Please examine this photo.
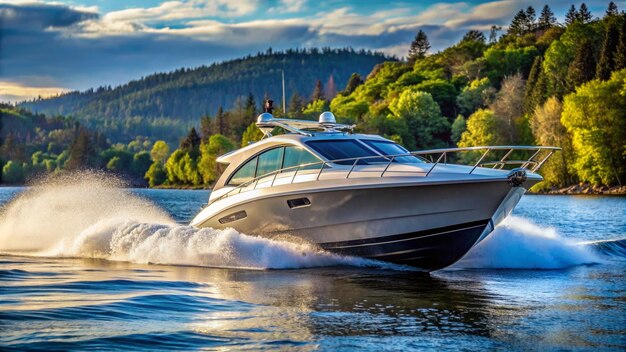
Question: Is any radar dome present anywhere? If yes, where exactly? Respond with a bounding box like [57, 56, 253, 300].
[319, 111, 336, 124]
[257, 112, 274, 124]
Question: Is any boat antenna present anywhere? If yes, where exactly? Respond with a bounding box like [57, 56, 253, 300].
[281, 69, 286, 116]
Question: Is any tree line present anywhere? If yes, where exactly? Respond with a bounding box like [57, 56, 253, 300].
[18, 48, 392, 146]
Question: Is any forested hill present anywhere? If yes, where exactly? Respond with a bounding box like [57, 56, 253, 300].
[19, 48, 391, 128]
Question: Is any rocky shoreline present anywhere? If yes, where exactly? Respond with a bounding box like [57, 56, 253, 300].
[530, 183, 626, 195]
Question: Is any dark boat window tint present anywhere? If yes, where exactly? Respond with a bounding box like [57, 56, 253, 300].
[230, 156, 257, 185]
[362, 140, 423, 163]
[256, 147, 284, 177]
[306, 140, 384, 165]
[282, 146, 320, 171]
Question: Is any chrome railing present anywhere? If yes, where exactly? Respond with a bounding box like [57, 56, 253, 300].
[210, 145, 560, 204]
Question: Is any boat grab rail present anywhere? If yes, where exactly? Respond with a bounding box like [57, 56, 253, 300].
[210, 145, 560, 204]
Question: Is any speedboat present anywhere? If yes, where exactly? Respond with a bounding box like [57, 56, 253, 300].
[191, 110, 559, 271]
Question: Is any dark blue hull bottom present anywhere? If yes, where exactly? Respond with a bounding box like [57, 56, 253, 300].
[319, 220, 490, 271]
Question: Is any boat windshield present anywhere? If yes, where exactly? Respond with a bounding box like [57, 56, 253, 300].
[361, 140, 423, 163]
[306, 140, 387, 165]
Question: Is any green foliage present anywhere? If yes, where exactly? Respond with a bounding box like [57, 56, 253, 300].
[387, 89, 449, 150]
[2, 161, 25, 184]
[483, 46, 539, 85]
[241, 123, 264, 147]
[596, 19, 621, 80]
[561, 69, 626, 185]
[302, 99, 329, 118]
[411, 79, 458, 118]
[198, 134, 235, 185]
[132, 151, 152, 178]
[165, 149, 186, 184]
[543, 21, 603, 98]
[451, 115, 467, 144]
[457, 78, 495, 116]
[150, 140, 170, 163]
[329, 94, 368, 122]
[106, 156, 121, 171]
[567, 39, 597, 89]
[343, 73, 363, 95]
[524, 56, 543, 113]
[459, 109, 503, 147]
[145, 161, 167, 187]
[66, 128, 98, 170]
[531, 97, 576, 187]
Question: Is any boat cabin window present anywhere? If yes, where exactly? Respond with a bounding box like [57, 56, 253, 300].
[228, 145, 321, 185]
[282, 146, 320, 171]
[230, 156, 258, 185]
[361, 140, 423, 163]
[256, 147, 284, 177]
[305, 140, 385, 165]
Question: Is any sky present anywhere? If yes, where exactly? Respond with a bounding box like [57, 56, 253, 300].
[0, 0, 622, 102]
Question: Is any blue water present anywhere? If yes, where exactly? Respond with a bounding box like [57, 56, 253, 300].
[1, 183, 625, 351]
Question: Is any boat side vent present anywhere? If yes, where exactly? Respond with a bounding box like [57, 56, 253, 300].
[287, 198, 311, 209]
[218, 210, 247, 224]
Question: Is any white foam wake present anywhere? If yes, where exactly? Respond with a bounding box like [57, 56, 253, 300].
[0, 173, 398, 270]
[453, 216, 603, 270]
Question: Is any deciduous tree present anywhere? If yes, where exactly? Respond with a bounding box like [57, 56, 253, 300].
[562, 69, 626, 185]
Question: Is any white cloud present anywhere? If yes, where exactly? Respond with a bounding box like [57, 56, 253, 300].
[103, 0, 259, 24]
[271, 0, 307, 13]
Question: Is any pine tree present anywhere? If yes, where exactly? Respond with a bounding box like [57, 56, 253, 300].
[200, 114, 213, 141]
[489, 25, 502, 44]
[527, 58, 549, 111]
[524, 56, 542, 113]
[606, 2, 618, 17]
[597, 20, 620, 80]
[565, 5, 578, 25]
[215, 106, 226, 135]
[508, 10, 529, 36]
[288, 92, 306, 117]
[578, 3, 593, 23]
[525, 6, 537, 31]
[615, 14, 626, 69]
[67, 128, 96, 170]
[181, 127, 201, 158]
[343, 73, 363, 95]
[407, 30, 430, 64]
[244, 93, 257, 125]
[538, 5, 557, 30]
[567, 39, 597, 88]
[311, 80, 324, 101]
[462, 30, 486, 42]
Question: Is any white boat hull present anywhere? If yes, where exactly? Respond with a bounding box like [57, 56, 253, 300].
[192, 177, 535, 271]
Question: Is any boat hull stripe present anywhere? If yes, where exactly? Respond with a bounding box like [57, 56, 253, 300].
[318, 219, 490, 248]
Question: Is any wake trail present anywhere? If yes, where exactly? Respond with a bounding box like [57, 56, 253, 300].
[0, 172, 402, 270]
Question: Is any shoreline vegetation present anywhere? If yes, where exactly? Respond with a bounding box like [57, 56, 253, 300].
[2, 3, 626, 193]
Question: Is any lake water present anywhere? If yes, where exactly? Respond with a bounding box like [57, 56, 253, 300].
[1, 178, 625, 351]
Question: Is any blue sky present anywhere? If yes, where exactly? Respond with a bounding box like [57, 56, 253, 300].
[0, 0, 622, 102]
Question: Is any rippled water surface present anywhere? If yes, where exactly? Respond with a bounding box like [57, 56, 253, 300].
[1, 183, 625, 351]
